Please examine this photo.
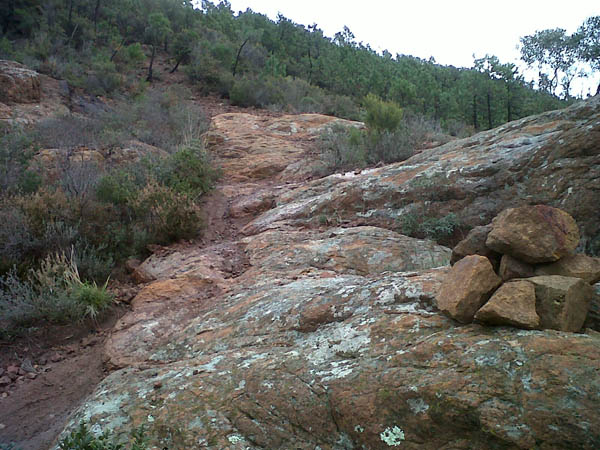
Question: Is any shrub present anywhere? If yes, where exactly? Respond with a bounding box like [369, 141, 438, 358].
[59, 421, 148, 450]
[318, 111, 445, 173]
[363, 94, 403, 132]
[319, 125, 367, 172]
[131, 181, 202, 245]
[398, 210, 463, 245]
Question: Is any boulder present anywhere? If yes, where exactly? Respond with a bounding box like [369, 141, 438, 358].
[436, 255, 502, 323]
[0, 60, 41, 104]
[584, 283, 600, 331]
[535, 254, 600, 284]
[486, 205, 580, 264]
[475, 280, 540, 329]
[528, 275, 594, 332]
[450, 225, 500, 267]
[498, 254, 535, 281]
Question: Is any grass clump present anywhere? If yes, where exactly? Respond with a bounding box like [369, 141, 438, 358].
[0, 248, 114, 330]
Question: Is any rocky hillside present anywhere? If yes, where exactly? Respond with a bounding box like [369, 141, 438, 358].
[50, 95, 600, 449]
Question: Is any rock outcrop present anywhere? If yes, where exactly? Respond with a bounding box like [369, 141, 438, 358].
[0, 60, 41, 104]
[241, 97, 600, 249]
[0, 60, 70, 125]
[56, 104, 600, 449]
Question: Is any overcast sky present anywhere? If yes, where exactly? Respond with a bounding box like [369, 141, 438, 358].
[226, 0, 600, 96]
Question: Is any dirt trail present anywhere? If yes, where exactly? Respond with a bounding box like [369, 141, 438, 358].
[0, 98, 334, 449]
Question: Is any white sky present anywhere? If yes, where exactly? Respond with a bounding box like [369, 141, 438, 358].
[226, 0, 600, 97]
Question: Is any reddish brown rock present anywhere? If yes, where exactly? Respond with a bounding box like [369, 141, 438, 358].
[486, 206, 580, 264]
[0, 60, 41, 104]
[475, 280, 540, 329]
[450, 225, 500, 266]
[535, 254, 600, 284]
[436, 255, 502, 323]
[204, 113, 363, 182]
[498, 254, 535, 281]
[528, 275, 594, 332]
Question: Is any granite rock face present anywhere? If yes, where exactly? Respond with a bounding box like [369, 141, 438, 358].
[56, 105, 600, 450]
[242, 97, 600, 248]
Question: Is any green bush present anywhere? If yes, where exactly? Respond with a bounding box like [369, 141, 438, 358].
[398, 211, 461, 243]
[59, 421, 148, 450]
[363, 94, 403, 132]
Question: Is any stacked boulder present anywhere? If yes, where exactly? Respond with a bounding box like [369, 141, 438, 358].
[437, 205, 600, 332]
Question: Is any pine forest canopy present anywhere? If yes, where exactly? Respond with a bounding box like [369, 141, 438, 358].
[1, 0, 598, 132]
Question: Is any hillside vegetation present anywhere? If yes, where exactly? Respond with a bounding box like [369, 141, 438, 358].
[2, 0, 590, 132]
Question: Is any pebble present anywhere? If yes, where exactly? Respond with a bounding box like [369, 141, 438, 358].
[7, 365, 19, 375]
[26, 373, 37, 380]
[0, 376, 11, 386]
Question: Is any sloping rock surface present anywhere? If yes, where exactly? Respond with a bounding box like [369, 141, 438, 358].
[243, 97, 600, 249]
[0, 60, 41, 103]
[57, 106, 600, 449]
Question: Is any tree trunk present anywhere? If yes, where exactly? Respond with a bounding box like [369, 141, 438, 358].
[68, 0, 74, 31]
[232, 37, 250, 77]
[94, 0, 101, 37]
[472, 95, 478, 130]
[507, 84, 512, 122]
[170, 57, 182, 73]
[487, 91, 492, 129]
[147, 45, 156, 82]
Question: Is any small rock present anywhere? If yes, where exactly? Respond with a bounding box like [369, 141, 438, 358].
[436, 255, 502, 323]
[450, 225, 500, 267]
[498, 254, 535, 281]
[486, 205, 580, 264]
[6, 365, 19, 375]
[0, 376, 11, 386]
[1, 392, 8, 398]
[50, 353, 63, 363]
[0, 368, 4, 376]
[125, 258, 142, 273]
[132, 266, 156, 284]
[535, 254, 600, 284]
[7, 373, 17, 381]
[153, 381, 163, 389]
[475, 281, 540, 329]
[528, 275, 594, 332]
[26, 372, 37, 380]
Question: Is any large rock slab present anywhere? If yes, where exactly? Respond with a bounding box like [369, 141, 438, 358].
[0, 60, 41, 103]
[59, 265, 600, 449]
[528, 275, 594, 332]
[436, 255, 501, 323]
[475, 280, 540, 329]
[242, 97, 600, 247]
[535, 254, 600, 284]
[204, 113, 362, 182]
[486, 205, 580, 263]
